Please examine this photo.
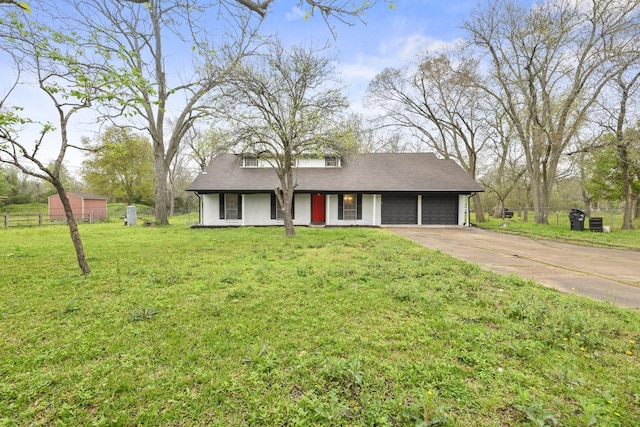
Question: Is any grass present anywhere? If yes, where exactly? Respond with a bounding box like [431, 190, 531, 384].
[0, 203, 48, 214]
[476, 215, 640, 250]
[0, 203, 169, 227]
[1, 224, 639, 426]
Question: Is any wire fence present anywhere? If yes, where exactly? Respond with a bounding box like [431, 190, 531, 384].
[484, 207, 638, 230]
[2, 209, 197, 229]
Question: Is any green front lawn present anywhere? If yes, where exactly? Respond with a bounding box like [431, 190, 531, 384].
[1, 225, 638, 425]
[476, 215, 640, 250]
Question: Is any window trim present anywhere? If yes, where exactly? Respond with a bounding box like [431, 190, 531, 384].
[219, 193, 242, 220]
[324, 156, 340, 167]
[342, 193, 357, 220]
[243, 155, 258, 167]
[271, 192, 295, 220]
[338, 193, 362, 221]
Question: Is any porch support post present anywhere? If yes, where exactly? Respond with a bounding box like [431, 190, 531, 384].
[325, 194, 330, 226]
[372, 194, 377, 226]
[417, 194, 422, 225]
[241, 194, 246, 226]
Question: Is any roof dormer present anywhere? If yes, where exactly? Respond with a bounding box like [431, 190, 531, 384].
[324, 156, 341, 167]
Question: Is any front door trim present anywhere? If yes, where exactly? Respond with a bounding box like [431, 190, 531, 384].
[311, 193, 325, 224]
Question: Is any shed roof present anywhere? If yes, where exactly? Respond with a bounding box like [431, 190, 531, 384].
[48, 192, 107, 200]
[188, 153, 483, 193]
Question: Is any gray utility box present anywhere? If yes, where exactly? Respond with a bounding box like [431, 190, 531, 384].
[126, 206, 137, 226]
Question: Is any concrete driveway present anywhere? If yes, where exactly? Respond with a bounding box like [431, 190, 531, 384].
[389, 227, 640, 310]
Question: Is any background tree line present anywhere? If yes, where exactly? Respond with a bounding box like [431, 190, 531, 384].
[2, 0, 639, 267]
[365, 0, 640, 229]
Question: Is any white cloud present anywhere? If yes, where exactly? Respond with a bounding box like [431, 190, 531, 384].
[337, 32, 463, 114]
[285, 7, 306, 22]
[379, 32, 463, 61]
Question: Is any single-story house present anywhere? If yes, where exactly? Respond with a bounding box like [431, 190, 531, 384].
[48, 192, 108, 222]
[187, 153, 483, 227]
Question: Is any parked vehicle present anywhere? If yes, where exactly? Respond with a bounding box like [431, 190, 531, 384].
[490, 207, 514, 218]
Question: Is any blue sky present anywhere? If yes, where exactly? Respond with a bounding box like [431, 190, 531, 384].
[2, 0, 505, 174]
[261, 0, 474, 113]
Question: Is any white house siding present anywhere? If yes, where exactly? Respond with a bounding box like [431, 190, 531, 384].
[458, 194, 468, 226]
[201, 193, 241, 226]
[242, 194, 271, 225]
[200, 192, 466, 226]
[293, 194, 311, 225]
[326, 194, 380, 226]
[244, 157, 337, 168]
[200, 193, 311, 226]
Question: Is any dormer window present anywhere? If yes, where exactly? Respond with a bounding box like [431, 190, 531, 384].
[243, 155, 258, 167]
[325, 156, 340, 167]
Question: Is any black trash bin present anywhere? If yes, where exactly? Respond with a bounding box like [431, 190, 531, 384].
[569, 208, 585, 231]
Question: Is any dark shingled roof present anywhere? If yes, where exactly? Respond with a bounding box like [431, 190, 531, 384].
[70, 192, 107, 200]
[187, 153, 484, 193]
[51, 192, 107, 200]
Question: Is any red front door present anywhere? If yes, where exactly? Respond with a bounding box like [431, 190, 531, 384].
[311, 193, 325, 223]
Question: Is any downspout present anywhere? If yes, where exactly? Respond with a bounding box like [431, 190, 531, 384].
[195, 193, 202, 226]
[241, 194, 246, 226]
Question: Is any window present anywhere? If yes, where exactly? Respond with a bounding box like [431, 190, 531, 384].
[342, 193, 357, 220]
[325, 157, 339, 167]
[275, 197, 284, 220]
[219, 193, 242, 220]
[225, 193, 239, 219]
[243, 155, 258, 167]
[271, 192, 295, 220]
[338, 193, 362, 220]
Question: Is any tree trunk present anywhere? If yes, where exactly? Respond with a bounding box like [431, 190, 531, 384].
[56, 186, 91, 275]
[473, 193, 486, 222]
[277, 152, 297, 237]
[275, 185, 296, 237]
[493, 201, 503, 218]
[282, 191, 295, 237]
[168, 182, 175, 217]
[154, 154, 169, 225]
[621, 155, 634, 229]
[530, 173, 550, 224]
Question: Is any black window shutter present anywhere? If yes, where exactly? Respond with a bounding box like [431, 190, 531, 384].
[237, 194, 242, 219]
[270, 192, 277, 219]
[272, 191, 295, 220]
[338, 194, 343, 220]
[219, 193, 225, 219]
[357, 193, 362, 220]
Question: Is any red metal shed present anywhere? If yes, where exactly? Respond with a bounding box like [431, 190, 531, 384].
[48, 192, 108, 222]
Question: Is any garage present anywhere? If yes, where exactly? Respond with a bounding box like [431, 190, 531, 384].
[422, 193, 458, 225]
[381, 194, 418, 224]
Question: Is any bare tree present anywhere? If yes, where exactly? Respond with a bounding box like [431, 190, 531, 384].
[68, 0, 387, 225]
[0, 0, 29, 12]
[365, 50, 491, 221]
[0, 11, 106, 274]
[463, 0, 640, 224]
[601, 64, 640, 229]
[167, 135, 197, 217]
[218, 40, 350, 236]
[67, 0, 263, 225]
[232, 0, 389, 31]
[483, 110, 528, 217]
[184, 126, 233, 172]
